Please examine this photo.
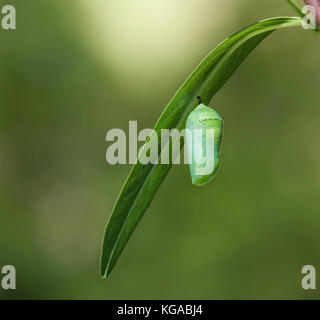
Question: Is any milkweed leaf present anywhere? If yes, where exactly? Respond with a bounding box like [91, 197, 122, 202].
[101, 17, 302, 277]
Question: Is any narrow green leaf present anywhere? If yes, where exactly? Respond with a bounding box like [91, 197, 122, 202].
[101, 17, 302, 277]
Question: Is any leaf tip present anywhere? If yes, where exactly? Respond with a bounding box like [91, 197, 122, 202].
[100, 253, 115, 278]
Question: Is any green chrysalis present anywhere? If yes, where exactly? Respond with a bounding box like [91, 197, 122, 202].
[186, 97, 223, 186]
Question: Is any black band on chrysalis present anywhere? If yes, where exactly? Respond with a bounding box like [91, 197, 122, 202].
[196, 96, 202, 104]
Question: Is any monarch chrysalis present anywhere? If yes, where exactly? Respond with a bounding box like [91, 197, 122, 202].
[186, 96, 223, 186]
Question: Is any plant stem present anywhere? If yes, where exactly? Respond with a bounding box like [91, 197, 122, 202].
[286, 0, 304, 17]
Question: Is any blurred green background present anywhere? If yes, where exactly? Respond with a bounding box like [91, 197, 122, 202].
[0, 0, 320, 299]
